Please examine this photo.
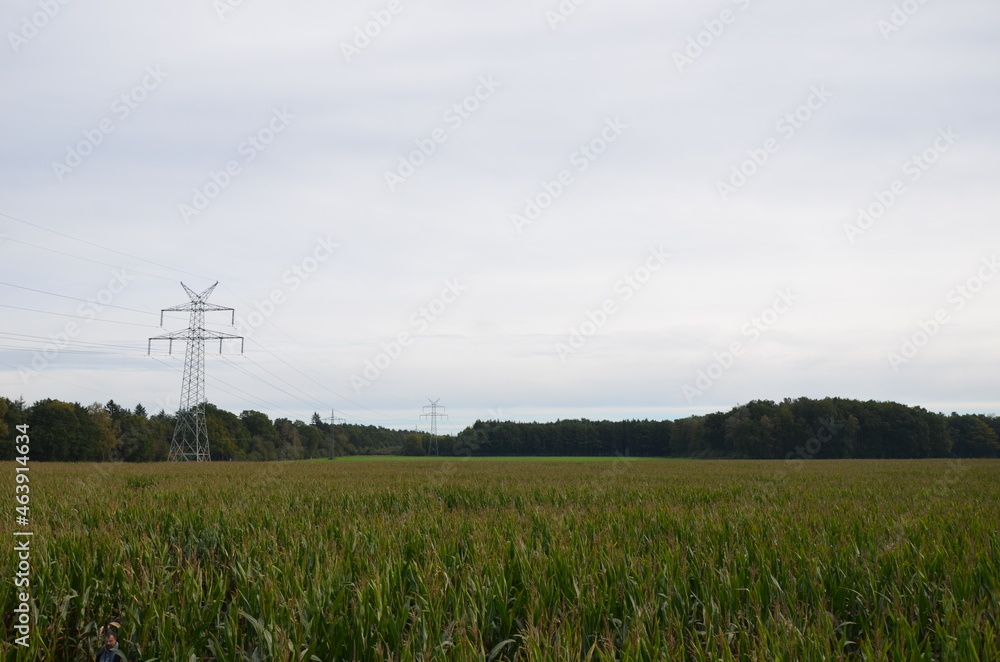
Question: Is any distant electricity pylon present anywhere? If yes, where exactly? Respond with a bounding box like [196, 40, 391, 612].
[421, 399, 447, 456]
[326, 409, 346, 459]
[148, 282, 243, 462]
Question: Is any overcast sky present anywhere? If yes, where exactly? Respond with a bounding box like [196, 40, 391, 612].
[1, 0, 998, 433]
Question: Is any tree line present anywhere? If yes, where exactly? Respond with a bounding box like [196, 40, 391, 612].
[460, 398, 1000, 459]
[0, 397, 421, 462]
[1, 396, 998, 461]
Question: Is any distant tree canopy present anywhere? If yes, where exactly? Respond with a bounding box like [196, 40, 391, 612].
[0, 397, 422, 462]
[462, 398, 999, 459]
[1, 395, 998, 462]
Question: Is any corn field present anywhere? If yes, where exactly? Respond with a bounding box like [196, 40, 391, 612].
[2, 458, 998, 661]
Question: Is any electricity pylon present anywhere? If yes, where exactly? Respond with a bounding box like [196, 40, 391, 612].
[420, 399, 447, 456]
[149, 282, 243, 461]
[326, 409, 346, 459]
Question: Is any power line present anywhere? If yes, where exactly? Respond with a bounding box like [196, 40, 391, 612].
[209, 377, 304, 421]
[0, 369, 121, 401]
[0, 280, 157, 316]
[1, 211, 210, 281]
[242, 336, 395, 424]
[154, 355, 321, 422]
[0, 303, 160, 328]
[0, 331, 147, 352]
[219, 355, 328, 419]
[1, 235, 180, 283]
[0, 345, 135, 357]
[242, 354, 331, 413]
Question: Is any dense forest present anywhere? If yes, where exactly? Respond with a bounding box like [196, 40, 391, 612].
[460, 398, 1000, 459]
[1, 396, 998, 462]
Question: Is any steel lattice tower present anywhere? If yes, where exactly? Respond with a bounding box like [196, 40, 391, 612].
[326, 409, 346, 459]
[421, 399, 447, 456]
[148, 282, 243, 461]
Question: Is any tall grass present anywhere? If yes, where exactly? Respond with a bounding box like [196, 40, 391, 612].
[2, 459, 997, 660]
